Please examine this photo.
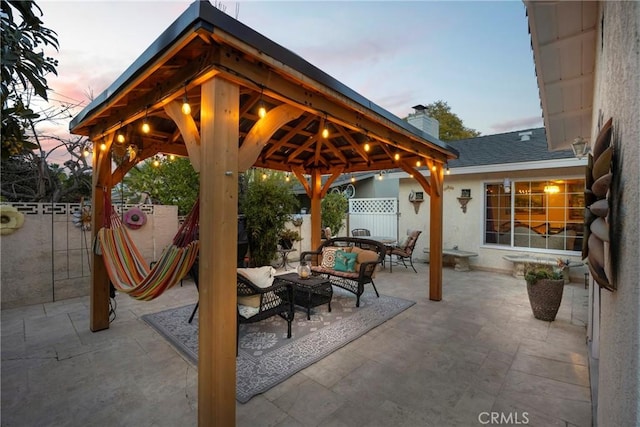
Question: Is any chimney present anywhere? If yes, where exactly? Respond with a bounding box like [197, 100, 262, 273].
[407, 105, 439, 139]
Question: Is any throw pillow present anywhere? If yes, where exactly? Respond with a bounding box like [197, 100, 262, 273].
[237, 266, 276, 288]
[321, 246, 351, 268]
[334, 250, 358, 272]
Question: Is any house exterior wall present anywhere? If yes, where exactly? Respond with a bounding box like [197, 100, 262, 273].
[1, 204, 178, 308]
[592, 2, 640, 425]
[398, 165, 587, 280]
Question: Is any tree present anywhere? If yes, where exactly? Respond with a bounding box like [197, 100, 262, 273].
[421, 100, 480, 141]
[123, 157, 199, 215]
[0, 134, 92, 202]
[240, 169, 299, 267]
[1, 0, 59, 158]
[321, 192, 348, 236]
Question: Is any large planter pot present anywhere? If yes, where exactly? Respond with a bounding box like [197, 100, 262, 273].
[526, 279, 564, 321]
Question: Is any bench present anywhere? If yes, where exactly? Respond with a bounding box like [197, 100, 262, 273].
[300, 237, 387, 307]
[424, 247, 478, 272]
[502, 255, 574, 284]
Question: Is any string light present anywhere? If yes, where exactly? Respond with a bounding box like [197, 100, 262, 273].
[258, 87, 267, 119]
[285, 172, 290, 182]
[378, 171, 383, 180]
[116, 125, 125, 143]
[431, 165, 437, 172]
[364, 142, 370, 152]
[153, 157, 160, 167]
[350, 175, 355, 183]
[169, 154, 175, 161]
[142, 108, 150, 134]
[322, 116, 329, 139]
[82, 147, 91, 157]
[262, 172, 268, 180]
[416, 160, 421, 167]
[100, 143, 107, 151]
[181, 85, 191, 115]
[446, 164, 450, 175]
[394, 152, 400, 161]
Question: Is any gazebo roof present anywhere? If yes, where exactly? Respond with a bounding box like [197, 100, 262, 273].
[70, 0, 457, 176]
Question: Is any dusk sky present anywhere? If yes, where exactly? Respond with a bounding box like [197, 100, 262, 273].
[37, 0, 543, 162]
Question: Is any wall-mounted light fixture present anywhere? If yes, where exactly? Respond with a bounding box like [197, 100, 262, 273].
[503, 178, 511, 194]
[571, 137, 589, 159]
[457, 189, 472, 213]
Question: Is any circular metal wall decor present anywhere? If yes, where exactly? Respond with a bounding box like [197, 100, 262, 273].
[72, 203, 92, 231]
[124, 207, 147, 230]
[0, 205, 25, 235]
[583, 117, 615, 291]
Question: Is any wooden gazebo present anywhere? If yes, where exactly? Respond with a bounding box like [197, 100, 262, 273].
[70, 1, 457, 424]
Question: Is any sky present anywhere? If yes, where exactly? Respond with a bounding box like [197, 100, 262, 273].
[36, 0, 543, 163]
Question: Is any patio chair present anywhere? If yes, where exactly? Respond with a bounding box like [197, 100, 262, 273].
[386, 229, 422, 273]
[188, 264, 294, 346]
[351, 228, 371, 237]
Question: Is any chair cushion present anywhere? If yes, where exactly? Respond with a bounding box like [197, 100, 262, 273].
[237, 266, 276, 288]
[237, 294, 261, 308]
[334, 250, 358, 272]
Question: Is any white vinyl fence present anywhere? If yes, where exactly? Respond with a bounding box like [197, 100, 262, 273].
[348, 198, 398, 240]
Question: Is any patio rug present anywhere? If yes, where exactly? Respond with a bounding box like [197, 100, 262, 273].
[142, 289, 415, 403]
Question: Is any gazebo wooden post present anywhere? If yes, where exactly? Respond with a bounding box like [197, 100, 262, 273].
[198, 77, 239, 426]
[429, 163, 444, 301]
[90, 136, 113, 332]
[310, 169, 322, 250]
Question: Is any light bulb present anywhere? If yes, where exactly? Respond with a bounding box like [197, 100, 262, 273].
[394, 153, 400, 161]
[378, 172, 383, 180]
[431, 165, 437, 172]
[153, 159, 160, 167]
[350, 176, 355, 183]
[142, 121, 150, 134]
[83, 149, 90, 158]
[262, 173, 267, 180]
[169, 155, 175, 161]
[182, 99, 191, 115]
[100, 143, 107, 151]
[416, 160, 421, 167]
[364, 143, 370, 152]
[322, 126, 329, 138]
[116, 133, 125, 143]
[446, 166, 451, 175]
[258, 105, 266, 119]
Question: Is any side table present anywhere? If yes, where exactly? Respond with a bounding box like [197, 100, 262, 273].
[276, 272, 332, 320]
[274, 248, 297, 270]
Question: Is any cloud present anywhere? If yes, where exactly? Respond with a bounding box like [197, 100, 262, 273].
[489, 116, 544, 133]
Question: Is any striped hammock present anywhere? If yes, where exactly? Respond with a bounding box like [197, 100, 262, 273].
[98, 198, 200, 301]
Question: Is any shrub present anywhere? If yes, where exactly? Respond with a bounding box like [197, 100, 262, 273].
[524, 264, 563, 284]
[322, 192, 348, 236]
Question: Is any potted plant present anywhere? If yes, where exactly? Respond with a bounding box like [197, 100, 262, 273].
[524, 264, 565, 321]
[279, 228, 302, 249]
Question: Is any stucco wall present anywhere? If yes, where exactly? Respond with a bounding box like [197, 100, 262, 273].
[398, 166, 587, 280]
[1, 204, 178, 308]
[592, 2, 640, 425]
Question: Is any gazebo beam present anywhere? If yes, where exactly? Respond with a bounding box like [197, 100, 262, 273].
[429, 163, 444, 301]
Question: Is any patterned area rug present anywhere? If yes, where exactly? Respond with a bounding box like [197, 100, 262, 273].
[142, 289, 415, 403]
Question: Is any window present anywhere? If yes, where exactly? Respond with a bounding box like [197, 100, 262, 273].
[484, 179, 584, 252]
